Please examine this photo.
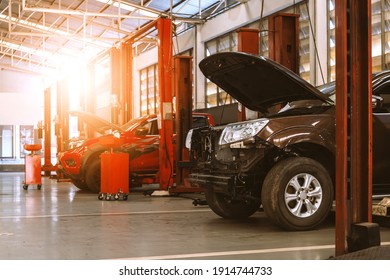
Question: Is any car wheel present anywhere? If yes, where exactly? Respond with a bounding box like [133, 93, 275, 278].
[71, 179, 89, 190]
[85, 159, 101, 193]
[261, 157, 333, 231]
[205, 188, 261, 219]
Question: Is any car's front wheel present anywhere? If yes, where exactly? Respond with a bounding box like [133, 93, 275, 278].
[85, 159, 101, 193]
[261, 157, 333, 231]
[205, 188, 261, 219]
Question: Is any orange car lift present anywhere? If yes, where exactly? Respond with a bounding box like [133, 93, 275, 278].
[335, 0, 377, 256]
[111, 17, 175, 191]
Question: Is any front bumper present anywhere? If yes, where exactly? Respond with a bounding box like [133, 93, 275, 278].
[57, 151, 82, 177]
[189, 173, 234, 187]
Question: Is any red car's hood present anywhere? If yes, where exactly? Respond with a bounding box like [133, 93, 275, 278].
[68, 110, 124, 134]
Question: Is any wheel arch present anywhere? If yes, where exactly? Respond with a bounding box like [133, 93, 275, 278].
[285, 142, 335, 183]
[79, 144, 107, 179]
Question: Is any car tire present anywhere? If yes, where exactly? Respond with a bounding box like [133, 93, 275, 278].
[261, 157, 334, 231]
[85, 159, 101, 193]
[205, 188, 261, 219]
[71, 179, 89, 191]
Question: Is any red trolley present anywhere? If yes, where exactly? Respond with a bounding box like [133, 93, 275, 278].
[23, 144, 42, 190]
[97, 135, 129, 201]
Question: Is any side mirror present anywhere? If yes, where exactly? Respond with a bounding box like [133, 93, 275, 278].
[372, 95, 383, 109]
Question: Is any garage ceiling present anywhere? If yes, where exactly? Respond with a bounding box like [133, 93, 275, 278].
[0, 0, 241, 77]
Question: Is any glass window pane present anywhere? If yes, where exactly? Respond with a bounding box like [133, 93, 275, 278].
[205, 33, 239, 108]
[140, 65, 158, 115]
[0, 125, 13, 158]
[328, 0, 335, 81]
[218, 34, 231, 52]
[206, 41, 217, 56]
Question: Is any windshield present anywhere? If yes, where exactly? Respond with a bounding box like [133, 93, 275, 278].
[278, 82, 335, 114]
[317, 81, 336, 102]
[121, 115, 151, 132]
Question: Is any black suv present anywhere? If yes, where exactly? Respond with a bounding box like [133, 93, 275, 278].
[186, 52, 390, 231]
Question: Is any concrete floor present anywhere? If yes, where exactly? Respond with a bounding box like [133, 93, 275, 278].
[1, 172, 390, 260]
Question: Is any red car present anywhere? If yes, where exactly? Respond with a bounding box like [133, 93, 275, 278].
[57, 112, 215, 193]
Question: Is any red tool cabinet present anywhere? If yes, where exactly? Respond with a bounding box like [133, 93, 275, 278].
[23, 144, 42, 190]
[97, 136, 129, 201]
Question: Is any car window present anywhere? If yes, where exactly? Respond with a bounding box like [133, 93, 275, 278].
[134, 115, 210, 135]
[192, 116, 208, 128]
[374, 82, 390, 113]
[122, 116, 149, 131]
[137, 119, 159, 135]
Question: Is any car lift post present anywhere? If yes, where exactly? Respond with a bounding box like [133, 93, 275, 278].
[120, 41, 133, 124]
[237, 28, 259, 122]
[110, 47, 121, 125]
[157, 17, 174, 190]
[335, 0, 379, 256]
[169, 56, 200, 194]
[268, 13, 300, 74]
[110, 18, 174, 190]
[56, 80, 70, 155]
[42, 87, 54, 176]
[113, 19, 158, 126]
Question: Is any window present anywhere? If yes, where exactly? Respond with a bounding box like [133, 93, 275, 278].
[296, 3, 311, 81]
[205, 33, 238, 108]
[0, 125, 14, 158]
[139, 50, 194, 115]
[140, 64, 158, 116]
[328, 0, 390, 81]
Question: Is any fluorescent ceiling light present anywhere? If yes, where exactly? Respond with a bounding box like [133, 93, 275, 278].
[95, 0, 158, 18]
[0, 14, 111, 48]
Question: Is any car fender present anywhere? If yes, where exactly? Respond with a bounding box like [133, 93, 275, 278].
[265, 125, 335, 155]
[79, 143, 108, 178]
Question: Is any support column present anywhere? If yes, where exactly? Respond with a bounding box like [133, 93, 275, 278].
[110, 47, 121, 125]
[42, 87, 52, 176]
[335, 0, 349, 256]
[237, 28, 259, 121]
[157, 17, 174, 190]
[56, 80, 69, 154]
[120, 41, 133, 124]
[171, 56, 195, 193]
[335, 0, 376, 256]
[269, 13, 300, 74]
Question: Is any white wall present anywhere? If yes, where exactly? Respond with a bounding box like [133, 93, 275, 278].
[0, 70, 44, 163]
[0, 70, 44, 125]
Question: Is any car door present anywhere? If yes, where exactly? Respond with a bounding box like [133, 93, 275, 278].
[128, 118, 160, 173]
[372, 85, 390, 190]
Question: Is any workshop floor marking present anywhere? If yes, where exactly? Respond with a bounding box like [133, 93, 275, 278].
[0, 209, 211, 219]
[117, 242, 390, 260]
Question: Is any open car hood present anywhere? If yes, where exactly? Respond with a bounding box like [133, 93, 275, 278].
[199, 52, 333, 113]
[68, 110, 123, 134]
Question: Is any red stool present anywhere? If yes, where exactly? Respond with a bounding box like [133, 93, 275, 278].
[23, 144, 42, 190]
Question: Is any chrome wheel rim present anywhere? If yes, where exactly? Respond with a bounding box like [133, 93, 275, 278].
[284, 173, 323, 218]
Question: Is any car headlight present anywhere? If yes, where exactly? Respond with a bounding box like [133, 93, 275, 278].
[68, 139, 85, 150]
[185, 129, 193, 149]
[219, 118, 269, 145]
